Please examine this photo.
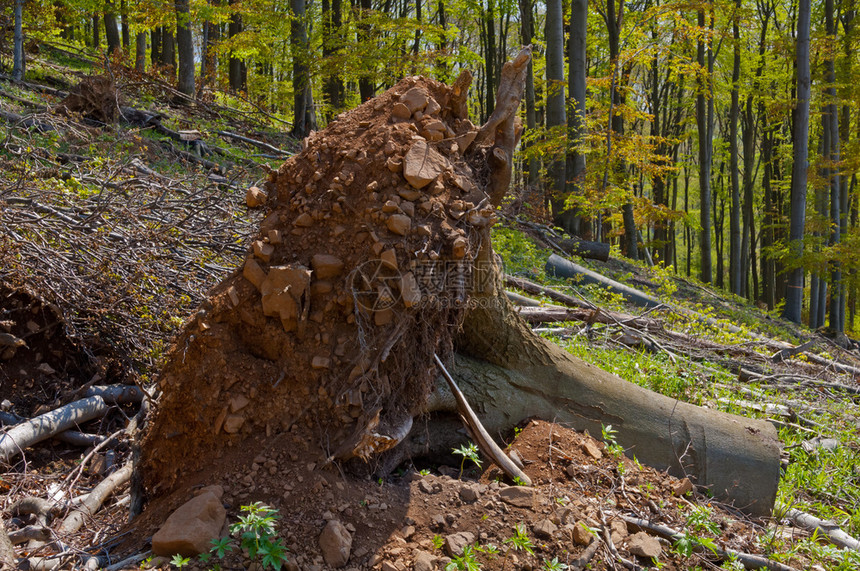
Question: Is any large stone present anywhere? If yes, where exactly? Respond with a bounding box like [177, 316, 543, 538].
[444, 531, 475, 557]
[498, 485, 535, 508]
[399, 87, 429, 114]
[627, 532, 662, 559]
[245, 186, 267, 207]
[311, 254, 344, 279]
[400, 272, 422, 308]
[532, 519, 557, 539]
[403, 140, 450, 189]
[152, 491, 226, 557]
[386, 214, 411, 236]
[260, 265, 311, 331]
[413, 550, 436, 571]
[243, 257, 267, 290]
[319, 519, 352, 568]
[572, 521, 594, 546]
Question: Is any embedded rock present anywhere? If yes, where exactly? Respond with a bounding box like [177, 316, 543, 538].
[152, 490, 226, 557]
[403, 140, 450, 189]
[319, 519, 352, 568]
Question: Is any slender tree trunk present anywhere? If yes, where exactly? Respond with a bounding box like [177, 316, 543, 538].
[151, 27, 162, 67]
[826, 0, 842, 332]
[323, 0, 345, 116]
[358, 0, 375, 101]
[519, 0, 540, 191]
[729, 3, 741, 295]
[13, 0, 25, 81]
[176, 0, 195, 97]
[228, 1, 246, 92]
[696, 6, 714, 283]
[545, 0, 566, 220]
[561, 0, 588, 236]
[291, 0, 317, 137]
[162, 30, 176, 74]
[135, 32, 147, 71]
[104, 4, 121, 55]
[120, 0, 130, 49]
[783, 0, 811, 323]
[484, 0, 497, 119]
[92, 14, 101, 48]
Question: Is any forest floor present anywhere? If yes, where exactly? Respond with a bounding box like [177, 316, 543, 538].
[2, 46, 860, 570]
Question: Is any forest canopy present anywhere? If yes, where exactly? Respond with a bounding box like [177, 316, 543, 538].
[3, 0, 859, 334]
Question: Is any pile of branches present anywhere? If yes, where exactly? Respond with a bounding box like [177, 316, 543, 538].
[0, 127, 261, 373]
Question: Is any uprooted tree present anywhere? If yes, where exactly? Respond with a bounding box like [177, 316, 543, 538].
[137, 48, 781, 518]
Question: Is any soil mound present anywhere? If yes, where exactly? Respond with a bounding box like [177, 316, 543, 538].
[140, 74, 498, 497]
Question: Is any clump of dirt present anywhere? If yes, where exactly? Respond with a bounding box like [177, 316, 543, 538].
[58, 75, 121, 123]
[138, 74, 498, 501]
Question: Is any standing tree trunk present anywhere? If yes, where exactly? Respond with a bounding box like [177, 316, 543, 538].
[104, 3, 121, 55]
[519, 0, 540, 192]
[782, 0, 811, 323]
[228, 1, 246, 92]
[290, 0, 316, 138]
[562, 0, 588, 237]
[151, 27, 162, 67]
[696, 6, 714, 283]
[826, 0, 842, 332]
[13, 0, 25, 81]
[545, 0, 566, 223]
[120, 0, 130, 49]
[323, 0, 345, 116]
[728, 1, 742, 295]
[176, 0, 195, 97]
[92, 14, 100, 48]
[358, 0, 375, 101]
[135, 32, 147, 72]
[161, 29, 176, 75]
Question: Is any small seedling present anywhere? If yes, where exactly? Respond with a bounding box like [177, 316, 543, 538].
[445, 544, 482, 571]
[432, 534, 445, 549]
[170, 554, 191, 568]
[453, 442, 483, 478]
[542, 557, 568, 571]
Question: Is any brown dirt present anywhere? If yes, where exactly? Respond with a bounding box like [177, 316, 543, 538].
[0, 286, 97, 416]
[138, 75, 492, 509]
[123, 419, 804, 570]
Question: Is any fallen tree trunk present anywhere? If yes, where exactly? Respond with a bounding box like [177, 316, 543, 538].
[136, 49, 781, 522]
[546, 254, 661, 308]
[0, 396, 108, 463]
[558, 238, 610, 262]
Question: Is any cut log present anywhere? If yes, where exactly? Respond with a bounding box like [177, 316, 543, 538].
[546, 254, 661, 308]
[558, 238, 610, 262]
[505, 275, 589, 309]
[0, 396, 108, 463]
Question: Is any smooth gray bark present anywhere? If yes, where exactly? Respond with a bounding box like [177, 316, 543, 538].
[729, 3, 742, 295]
[545, 0, 566, 209]
[783, 0, 811, 323]
[13, 0, 25, 81]
[696, 7, 714, 283]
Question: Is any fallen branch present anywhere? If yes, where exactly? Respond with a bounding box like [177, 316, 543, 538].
[58, 462, 133, 536]
[620, 514, 800, 570]
[433, 354, 532, 486]
[505, 274, 589, 309]
[0, 396, 108, 463]
[217, 130, 290, 155]
[546, 254, 661, 308]
[785, 508, 860, 551]
[81, 384, 145, 405]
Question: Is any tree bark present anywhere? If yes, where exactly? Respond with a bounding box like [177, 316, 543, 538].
[545, 0, 566, 219]
[783, 0, 811, 323]
[290, 0, 316, 137]
[104, 5, 121, 55]
[135, 32, 147, 72]
[13, 0, 25, 81]
[228, 3, 246, 92]
[561, 0, 588, 236]
[696, 6, 714, 283]
[137, 51, 780, 522]
[728, 1, 742, 296]
[176, 0, 195, 97]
